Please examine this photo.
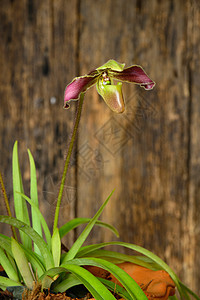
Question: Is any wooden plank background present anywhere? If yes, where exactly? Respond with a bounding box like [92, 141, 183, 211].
[0, 0, 200, 294]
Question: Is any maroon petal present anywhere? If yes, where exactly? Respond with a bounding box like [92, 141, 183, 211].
[64, 72, 99, 108]
[110, 65, 155, 90]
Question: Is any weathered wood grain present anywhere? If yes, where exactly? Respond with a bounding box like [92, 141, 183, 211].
[0, 0, 78, 247]
[183, 0, 200, 291]
[0, 0, 200, 294]
[76, 0, 200, 294]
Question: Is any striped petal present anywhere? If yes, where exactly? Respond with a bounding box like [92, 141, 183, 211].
[64, 72, 99, 109]
[110, 65, 155, 90]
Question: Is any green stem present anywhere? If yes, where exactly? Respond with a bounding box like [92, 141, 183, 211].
[0, 171, 18, 240]
[53, 93, 84, 232]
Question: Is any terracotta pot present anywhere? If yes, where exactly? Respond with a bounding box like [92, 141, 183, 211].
[85, 262, 176, 300]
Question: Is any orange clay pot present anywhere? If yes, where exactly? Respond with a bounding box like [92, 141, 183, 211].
[85, 262, 176, 300]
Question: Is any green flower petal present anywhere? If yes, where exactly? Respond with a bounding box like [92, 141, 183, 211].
[97, 59, 125, 72]
[96, 81, 125, 113]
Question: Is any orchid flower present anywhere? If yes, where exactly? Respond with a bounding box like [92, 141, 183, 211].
[64, 59, 155, 113]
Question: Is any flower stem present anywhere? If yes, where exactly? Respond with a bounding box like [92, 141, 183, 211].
[53, 93, 84, 232]
[0, 171, 18, 240]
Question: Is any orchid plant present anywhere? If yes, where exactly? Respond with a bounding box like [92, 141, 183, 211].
[0, 60, 199, 300]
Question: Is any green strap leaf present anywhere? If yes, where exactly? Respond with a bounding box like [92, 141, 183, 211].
[54, 273, 132, 300]
[20, 247, 45, 278]
[59, 218, 119, 239]
[0, 246, 19, 282]
[77, 241, 183, 298]
[0, 276, 23, 291]
[52, 273, 82, 293]
[62, 190, 114, 263]
[61, 258, 147, 300]
[28, 149, 42, 255]
[11, 237, 34, 289]
[99, 278, 132, 300]
[18, 192, 51, 249]
[179, 281, 200, 300]
[80, 249, 157, 270]
[0, 235, 19, 276]
[0, 234, 45, 277]
[12, 141, 31, 250]
[0, 234, 12, 256]
[52, 228, 61, 267]
[40, 265, 116, 300]
[63, 264, 116, 300]
[0, 216, 54, 270]
[41, 275, 54, 290]
[169, 296, 179, 300]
